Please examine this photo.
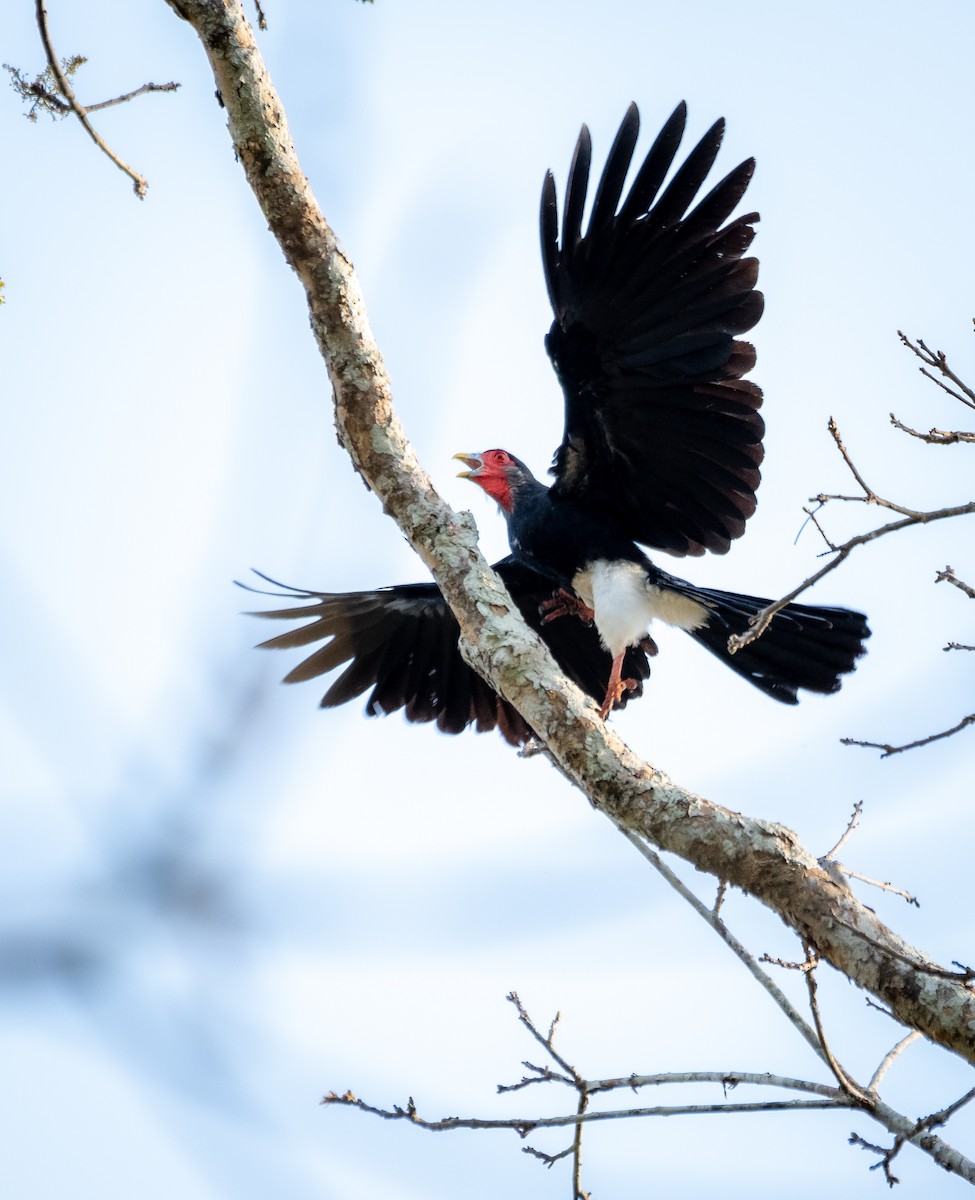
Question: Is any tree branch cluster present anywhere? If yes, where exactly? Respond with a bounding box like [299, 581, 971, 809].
[731, 330, 973, 758]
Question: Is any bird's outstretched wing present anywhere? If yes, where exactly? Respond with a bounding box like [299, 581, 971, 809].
[541, 101, 765, 557]
[240, 560, 651, 744]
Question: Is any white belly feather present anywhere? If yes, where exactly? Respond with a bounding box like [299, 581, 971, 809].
[572, 560, 709, 658]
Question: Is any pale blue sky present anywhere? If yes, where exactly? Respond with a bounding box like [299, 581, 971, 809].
[2, 2, 974, 1197]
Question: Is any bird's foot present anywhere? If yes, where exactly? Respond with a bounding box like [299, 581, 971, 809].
[539, 588, 595, 625]
[598, 654, 639, 720]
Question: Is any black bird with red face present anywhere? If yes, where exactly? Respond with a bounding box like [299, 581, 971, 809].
[246, 103, 869, 738]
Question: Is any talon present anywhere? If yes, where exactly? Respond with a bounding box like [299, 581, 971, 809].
[539, 588, 594, 625]
[598, 654, 638, 719]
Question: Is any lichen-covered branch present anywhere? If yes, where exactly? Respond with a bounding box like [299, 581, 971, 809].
[165, 0, 975, 1073]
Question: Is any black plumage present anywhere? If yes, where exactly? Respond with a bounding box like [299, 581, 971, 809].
[247, 102, 869, 738]
[543, 102, 764, 558]
[242, 564, 650, 745]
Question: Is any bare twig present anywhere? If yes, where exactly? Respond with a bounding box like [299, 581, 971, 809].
[924, 1085, 975, 1132]
[824, 417, 924, 518]
[890, 414, 975, 444]
[34, 0, 168, 196]
[842, 713, 975, 758]
[507, 993, 578, 1083]
[586, 1070, 842, 1099]
[497, 1063, 573, 1094]
[611, 823, 827, 1063]
[321, 1088, 850, 1132]
[731, 337, 975, 654]
[937, 566, 975, 600]
[823, 809, 920, 904]
[85, 80, 180, 112]
[5, 59, 179, 120]
[869, 1032, 921, 1092]
[522, 1143, 573, 1167]
[833, 866, 919, 907]
[728, 493, 975, 652]
[849, 1129, 905, 1186]
[851, 1083, 975, 1187]
[505, 993, 589, 1195]
[803, 953, 874, 1107]
[898, 330, 975, 412]
[823, 801, 863, 861]
[759, 952, 818, 972]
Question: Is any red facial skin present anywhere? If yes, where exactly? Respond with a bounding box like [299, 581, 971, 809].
[455, 449, 517, 512]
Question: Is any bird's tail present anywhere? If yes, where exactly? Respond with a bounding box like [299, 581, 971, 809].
[679, 584, 870, 703]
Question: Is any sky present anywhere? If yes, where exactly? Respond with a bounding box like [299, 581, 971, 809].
[2, 1, 974, 1197]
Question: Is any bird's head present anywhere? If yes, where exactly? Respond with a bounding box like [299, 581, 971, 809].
[454, 449, 533, 514]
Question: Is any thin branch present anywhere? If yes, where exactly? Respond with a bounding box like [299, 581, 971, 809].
[86, 80, 180, 112]
[851, 1083, 975, 1187]
[585, 1070, 842, 1100]
[612, 823, 827, 1063]
[320, 1088, 851, 1132]
[889, 414, 975, 444]
[760, 952, 817, 972]
[803, 954, 874, 1108]
[923, 1085, 975, 1132]
[571, 1086, 588, 1199]
[833, 866, 919, 907]
[937, 566, 975, 600]
[823, 800, 863, 861]
[507, 1064, 848, 1102]
[728, 498, 975, 653]
[795, 500, 837, 549]
[497, 1063, 573, 1094]
[825, 416, 924, 517]
[730, 402, 974, 654]
[849, 1129, 905, 1186]
[898, 330, 975, 412]
[522, 1143, 573, 1167]
[504, 993, 589, 1194]
[35, 0, 151, 196]
[823, 809, 920, 905]
[869, 1032, 921, 1092]
[507, 993, 578, 1083]
[842, 713, 975, 758]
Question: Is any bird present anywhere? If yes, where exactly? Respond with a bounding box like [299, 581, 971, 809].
[243, 101, 869, 741]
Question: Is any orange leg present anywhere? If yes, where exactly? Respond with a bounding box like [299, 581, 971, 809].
[598, 653, 639, 720]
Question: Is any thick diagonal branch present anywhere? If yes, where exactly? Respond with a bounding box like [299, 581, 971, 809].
[165, 0, 975, 1073]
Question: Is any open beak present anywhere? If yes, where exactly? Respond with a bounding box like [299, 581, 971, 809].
[453, 452, 483, 480]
